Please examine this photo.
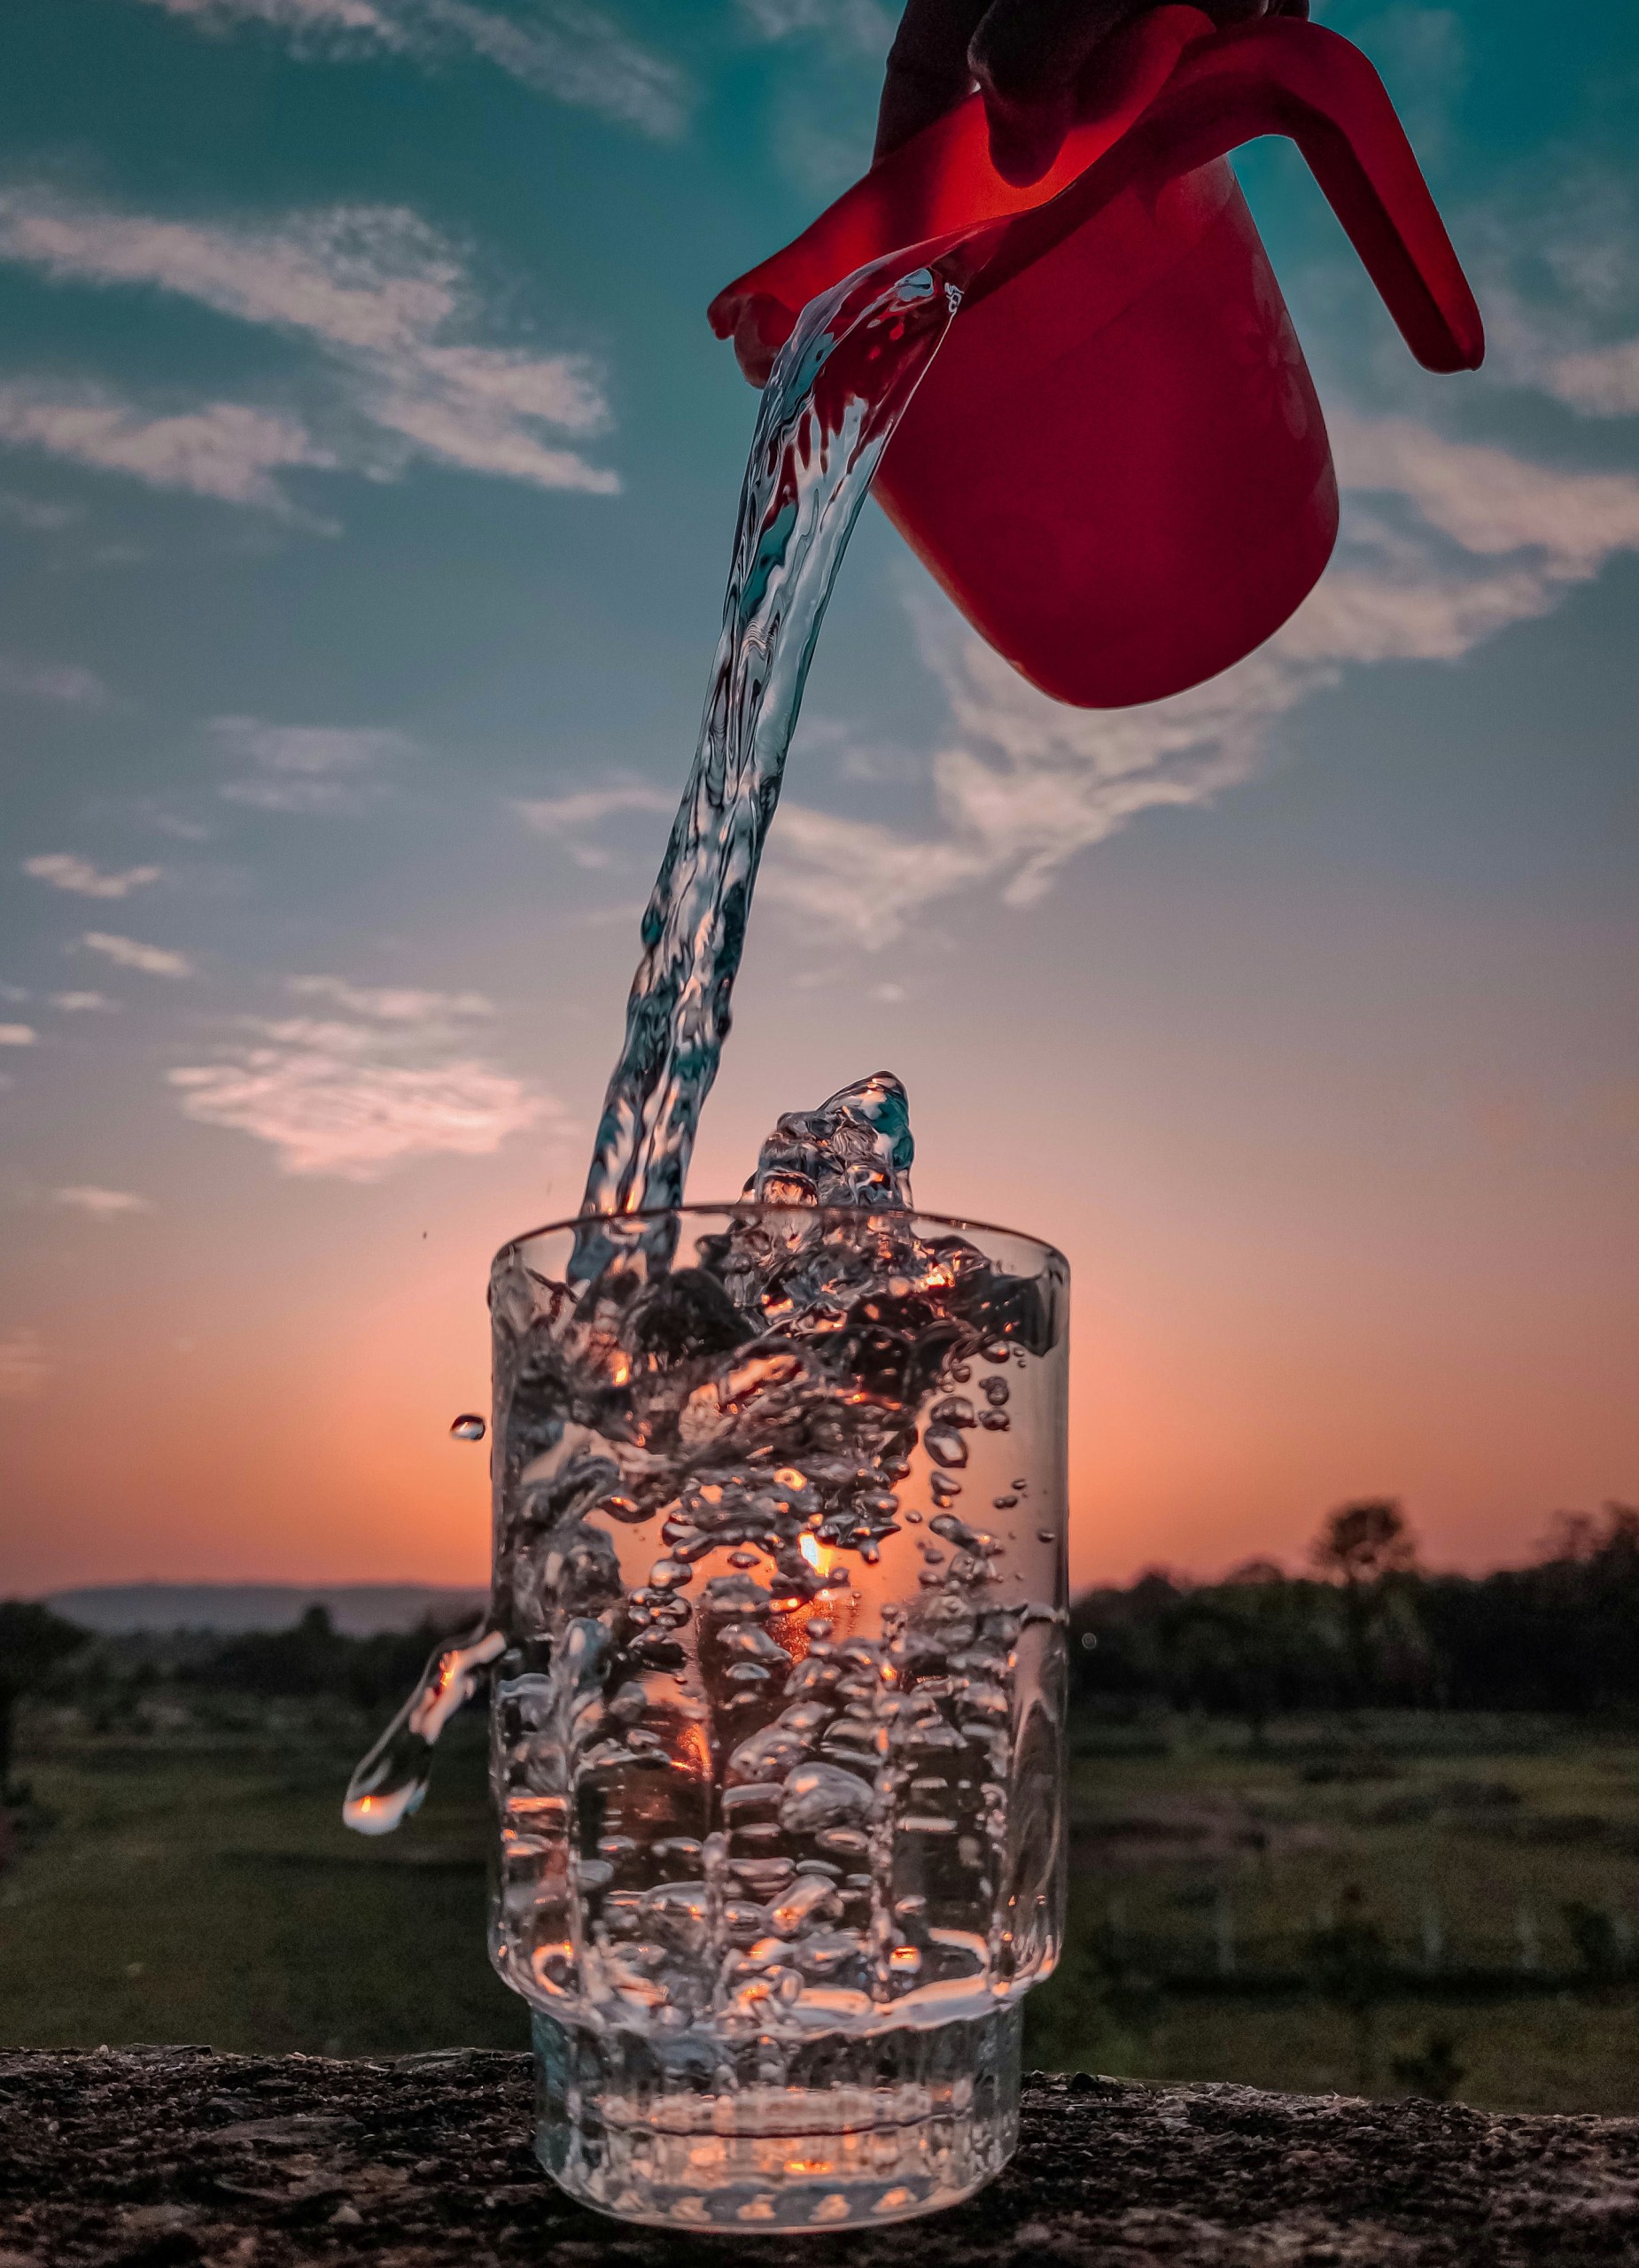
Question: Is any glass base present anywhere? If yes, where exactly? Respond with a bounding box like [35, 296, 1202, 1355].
[531, 2002, 1022, 2231]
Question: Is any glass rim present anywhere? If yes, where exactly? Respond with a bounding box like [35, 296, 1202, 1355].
[493, 1201, 1068, 1270]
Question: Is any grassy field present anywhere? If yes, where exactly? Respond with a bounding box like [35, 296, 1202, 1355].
[0, 1707, 523, 2057]
[3, 1701, 1635, 2113]
[1028, 1709, 1639, 2113]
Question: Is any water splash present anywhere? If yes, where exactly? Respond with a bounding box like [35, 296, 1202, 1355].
[485, 1115, 1068, 2036]
[343, 1622, 506, 1835]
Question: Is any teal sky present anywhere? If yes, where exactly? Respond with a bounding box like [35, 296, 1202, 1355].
[2, 0, 1635, 1596]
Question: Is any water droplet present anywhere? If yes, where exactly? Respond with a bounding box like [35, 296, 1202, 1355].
[1037, 1528, 1058, 1544]
[448, 1413, 485, 1441]
[982, 1378, 1010, 1408]
[993, 1495, 1018, 1510]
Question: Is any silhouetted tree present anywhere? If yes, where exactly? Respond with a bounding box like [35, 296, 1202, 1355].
[1311, 1501, 1419, 1702]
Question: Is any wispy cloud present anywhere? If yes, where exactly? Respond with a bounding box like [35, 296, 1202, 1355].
[167, 975, 563, 1177]
[54, 1185, 154, 1218]
[767, 416, 1639, 945]
[0, 489, 82, 532]
[25, 853, 161, 899]
[0, 653, 113, 706]
[51, 990, 120, 1012]
[137, 0, 688, 136]
[213, 714, 412, 812]
[513, 781, 673, 867]
[1538, 343, 1639, 417]
[287, 973, 494, 1019]
[0, 191, 621, 508]
[1470, 167, 1639, 420]
[82, 931, 194, 976]
[0, 1326, 50, 1401]
[0, 385, 331, 513]
[738, 0, 889, 50]
[0, 1023, 38, 1045]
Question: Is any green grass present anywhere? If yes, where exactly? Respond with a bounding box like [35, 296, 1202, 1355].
[0, 1708, 523, 2056]
[1023, 1708, 1639, 2115]
[4, 1704, 1635, 2114]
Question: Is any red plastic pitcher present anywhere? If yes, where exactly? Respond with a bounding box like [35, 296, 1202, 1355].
[709, 9, 1483, 710]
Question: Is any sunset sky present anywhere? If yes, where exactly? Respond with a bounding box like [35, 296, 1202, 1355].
[2, 0, 1635, 1601]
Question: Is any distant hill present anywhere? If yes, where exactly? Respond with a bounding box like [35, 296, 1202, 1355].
[43, 1583, 488, 1637]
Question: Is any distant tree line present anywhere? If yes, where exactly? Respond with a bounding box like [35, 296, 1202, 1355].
[178, 1604, 469, 1710]
[1071, 1501, 1639, 1728]
[0, 1604, 475, 1780]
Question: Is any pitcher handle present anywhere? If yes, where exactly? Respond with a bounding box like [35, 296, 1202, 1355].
[1126, 16, 1483, 372]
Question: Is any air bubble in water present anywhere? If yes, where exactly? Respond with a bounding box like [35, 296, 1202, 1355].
[448, 1413, 485, 1441]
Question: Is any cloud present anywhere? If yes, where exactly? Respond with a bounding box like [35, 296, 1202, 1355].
[82, 931, 194, 976]
[1536, 341, 1639, 418]
[0, 1023, 38, 1045]
[0, 191, 621, 508]
[738, 0, 889, 50]
[766, 416, 1639, 945]
[50, 990, 120, 1012]
[0, 384, 332, 513]
[512, 781, 673, 867]
[167, 975, 564, 1177]
[54, 1185, 154, 1218]
[0, 1326, 50, 1401]
[0, 654, 113, 706]
[25, 853, 161, 899]
[286, 973, 494, 1019]
[1467, 167, 1639, 421]
[211, 714, 412, 812]
[0, 489, 82, 532]
[137, 0, 688, 136]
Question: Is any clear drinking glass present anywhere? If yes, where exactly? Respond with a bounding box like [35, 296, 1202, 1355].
[487, 1202, 1069, 2230]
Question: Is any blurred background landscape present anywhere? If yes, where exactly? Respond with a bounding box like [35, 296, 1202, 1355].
[5, 1496, 1636, 2115]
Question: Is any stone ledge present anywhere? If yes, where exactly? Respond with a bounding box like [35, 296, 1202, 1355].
[3, 2049, 1637, 2265]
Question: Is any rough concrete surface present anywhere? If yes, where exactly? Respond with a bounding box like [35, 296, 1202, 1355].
[3, 2050, 1637, 2265]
